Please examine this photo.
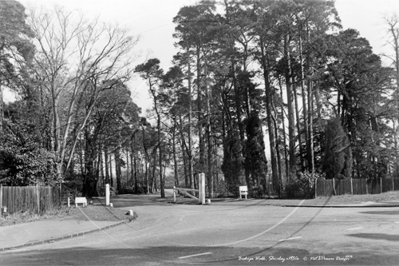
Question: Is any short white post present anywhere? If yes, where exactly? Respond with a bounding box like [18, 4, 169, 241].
[199, 173, 206, 205]
[67, 197, 70, 207]
[173, 186, 176, 203]
[105, 184, 110, 206]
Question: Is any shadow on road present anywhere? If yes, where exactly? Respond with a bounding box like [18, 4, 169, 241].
[348, 233, 399, 242]
[360, 210, 399, 215]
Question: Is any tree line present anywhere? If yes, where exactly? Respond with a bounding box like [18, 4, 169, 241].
[1, 0, 399, 199]
[137, 0, 399, 198]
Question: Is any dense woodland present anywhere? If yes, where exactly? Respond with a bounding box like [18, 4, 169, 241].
[2, 0, 399, 199]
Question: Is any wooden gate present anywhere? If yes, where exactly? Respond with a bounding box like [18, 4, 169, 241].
[173, 173, 206, 204]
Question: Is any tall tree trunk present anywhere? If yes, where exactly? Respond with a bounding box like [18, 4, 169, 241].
[172, 124, 179, 187]
[80, 143, 85, 180]
[260, 39, 279, 194]
[152, 150, 157, 193]
[100, 147, 105, 190]
[142, 127, 149, 194]
[114, 149, 121, 193]
[126, 149, 130, 186]
[109, 153, 113, 187]
[130, 148, 134, 189]
[308, 80, 315, 175]
[134, 152, 138, 193]
[293, 82, 304, 171]
[196, 46, 205, 176]
[232, 61, 249, 190]
[104, 147, 110, 184]
[284, 35, 296, 177]
[95, 144, 102, 196]
[147, 72, 164, 197]
[186, 45, 194, 193]
[204, 50, 213, 198]
[279, 78, 289, 180]
[179, 114, 189, 187]
[157, 116, 164, 197]
[299, 32, 310, 171]
[271, 101, 282, 185]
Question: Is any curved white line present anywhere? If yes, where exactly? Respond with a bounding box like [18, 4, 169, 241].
[154, 200, 306, 247]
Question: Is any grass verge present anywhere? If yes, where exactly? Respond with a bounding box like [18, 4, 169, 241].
[312, 191, 399, 204]
[0, 204, 136, 227]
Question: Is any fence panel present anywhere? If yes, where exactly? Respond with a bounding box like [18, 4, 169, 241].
[352, 179, 365, 195]
[335, 179, 342, 195]
[324, 179, 333, 197]
[317, 178, 324, 197]
[367, 179, 379, 194]
[1, 186, 60, 215]
[394, 178, 399, 191]
[316, 178, 399, 197]
[336, 179, 351, 195]
[382, 179, 393, 193]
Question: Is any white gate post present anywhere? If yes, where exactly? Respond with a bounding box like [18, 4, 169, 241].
[199, 173, 206, 205]
[173, 186, 176, 203]
[105, 184, 110, 206]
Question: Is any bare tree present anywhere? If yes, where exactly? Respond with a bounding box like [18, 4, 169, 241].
[383, 14, 399, 174]
[28, 6, 139, 187]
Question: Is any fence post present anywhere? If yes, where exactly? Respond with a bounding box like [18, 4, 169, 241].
[366, 179, 368, 194]
[350, 178, 353, 195]
[380, 177, 383, 194]
[0, 185, 2, 209]
[315, 178, 317, 198]
[332, 178, 335, 195]
[36, 185, 40, 214]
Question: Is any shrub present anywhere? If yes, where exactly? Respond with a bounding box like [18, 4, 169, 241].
[283, 171, 317, 199]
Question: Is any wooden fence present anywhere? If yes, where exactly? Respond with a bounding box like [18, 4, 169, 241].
[0, 186, 60, 215]
[315, 178, 399, 197]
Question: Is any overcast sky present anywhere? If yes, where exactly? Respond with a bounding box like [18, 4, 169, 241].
[11, 0, 399, 111]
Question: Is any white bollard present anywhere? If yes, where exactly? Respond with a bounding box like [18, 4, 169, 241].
[206, 199, 211, 205]
[67, 197, 70, 207]
[105, 184, 110, 206]
[110, 203, 113, 208]
[129, 210, 134, 216]
[199, 173, 206, 205]
[173, 186, 176, 203]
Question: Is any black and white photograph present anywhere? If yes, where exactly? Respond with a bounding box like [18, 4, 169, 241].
[1, 0, 399, 265]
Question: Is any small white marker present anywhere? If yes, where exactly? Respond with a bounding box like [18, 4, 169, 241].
[278, 236, 302, 242]
[179, 252, 212, 259]
[347, 227, 363, 231]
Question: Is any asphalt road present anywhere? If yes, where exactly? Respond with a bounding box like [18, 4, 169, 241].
[1, 192, 399, 266]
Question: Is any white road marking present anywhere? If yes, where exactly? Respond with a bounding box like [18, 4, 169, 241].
[178, 252, 212, 259]
[155, 199, 307, 247]
[346, 227, 363, 231]
[278, 236, 302, 242]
